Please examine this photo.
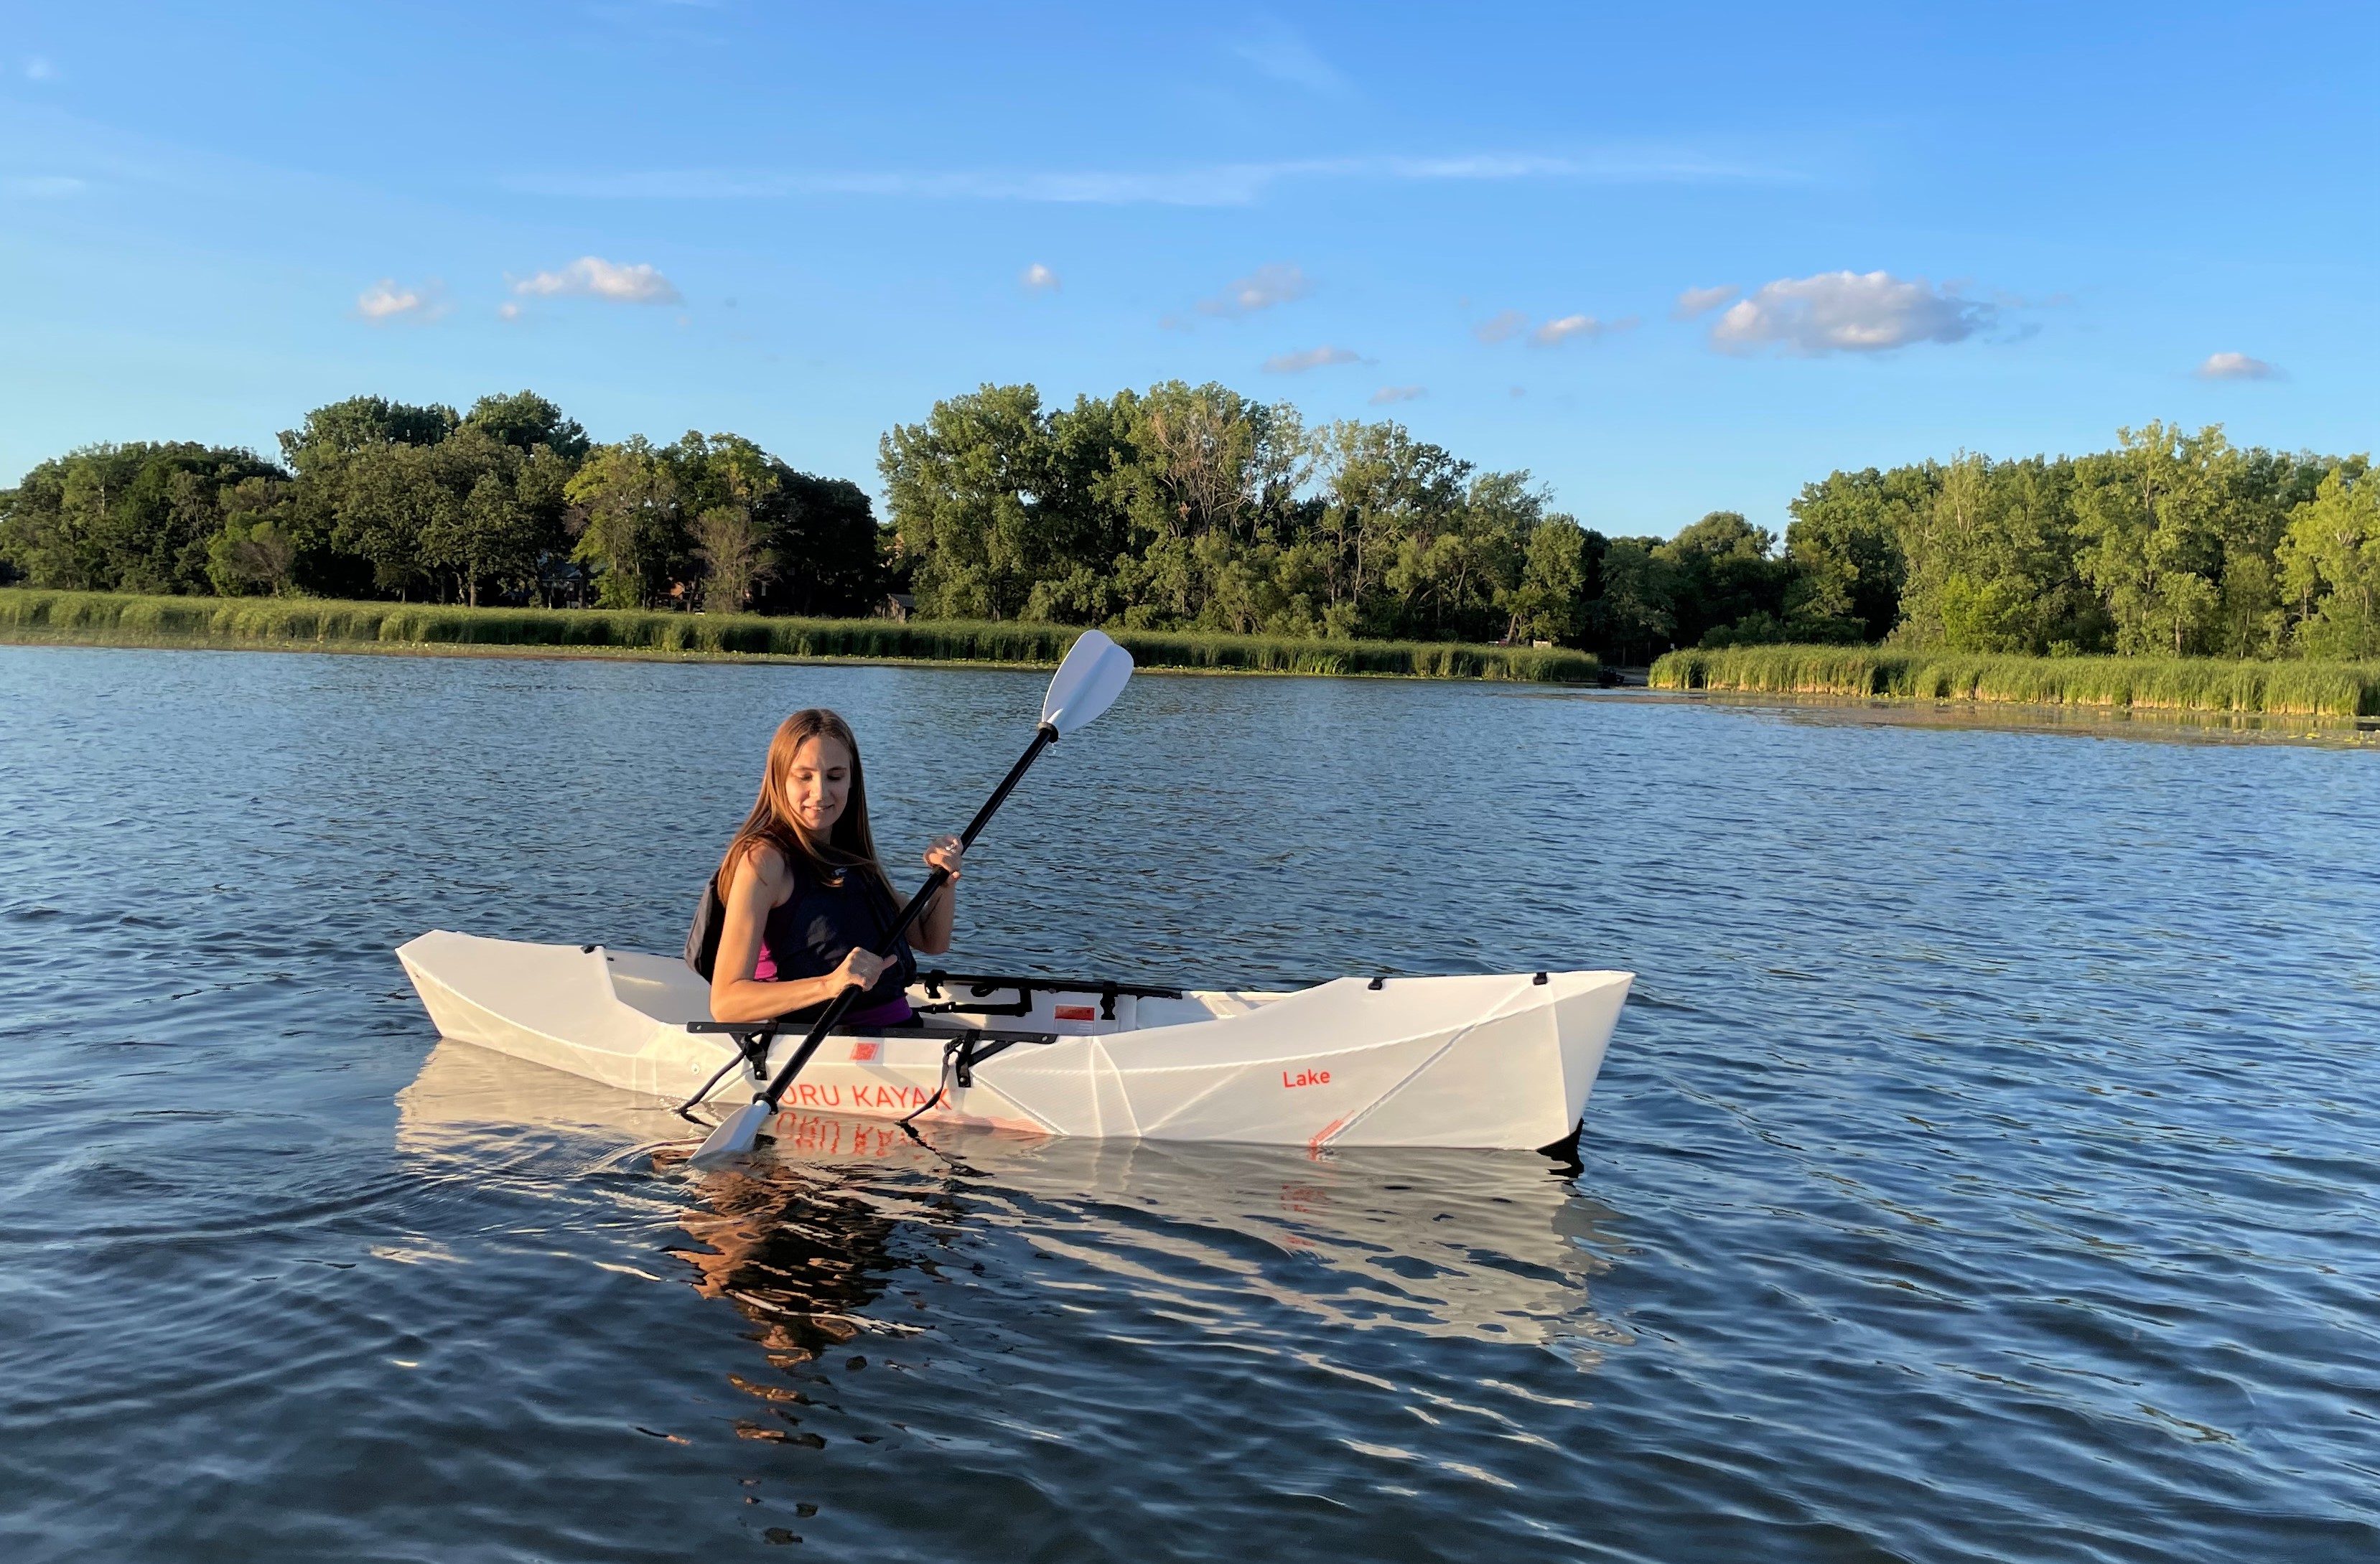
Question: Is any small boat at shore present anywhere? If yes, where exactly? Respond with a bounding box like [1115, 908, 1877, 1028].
[396, 929, 1633, 1152]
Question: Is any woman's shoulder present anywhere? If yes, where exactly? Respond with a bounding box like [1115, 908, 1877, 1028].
[729, 838, 800, 892]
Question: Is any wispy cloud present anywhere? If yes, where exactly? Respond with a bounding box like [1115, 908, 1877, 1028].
[354, 278, 448, 323]
[1475, 309, 1636, 347]
[1534, 313, 1636, 346]
[1672, 284, 1738, 320]
[1473, 309, 1529, 344]
[1369, 385, 1425, 405]
[512, 256, 681, 304]
[1233, 20, 1351, 96]
[23, 56, 56, 82]
[1708, 271, 1994, 355]
[2195, 351, 2281, 381]
[1263, 345, 1363, 373]
[498, 301, 523, 322]
[504, 145, 1786, 208]
[1019, 262, 1060, 292]
[1170, 263, 1312, 327]
[2, 174, 85, 197]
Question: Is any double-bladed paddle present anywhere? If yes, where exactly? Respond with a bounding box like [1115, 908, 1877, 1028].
[689, 629, 1136, 1169]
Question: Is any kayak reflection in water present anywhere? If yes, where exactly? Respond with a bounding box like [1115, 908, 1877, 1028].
[705, 708, 964, 1028]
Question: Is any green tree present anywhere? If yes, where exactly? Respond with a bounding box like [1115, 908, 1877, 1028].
[205, 476, 303, 595]
[1890, 455, 2094, 653]
[0, 443, 283, 593]
[1506, 515, 1590, 645]
[279, 395, 458, 474]
[567, 438, 683, 609]
[333, 440, 454, 600]
[2278, 458, 2380, 659]
[1655, 512, 1787, 647]
[1590, 538, 1676, 663]
[691, 505, 762, 613]
[1783, 467, 1927, 642]
[755, 471, 885, 616]
[462, 390, 590, 462]
[2074, 423, 2236, 656]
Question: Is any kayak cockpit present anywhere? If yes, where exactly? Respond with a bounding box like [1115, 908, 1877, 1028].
[595, 945, 1279, 1036]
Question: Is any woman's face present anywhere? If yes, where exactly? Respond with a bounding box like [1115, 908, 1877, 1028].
[783, 734, 853, 838]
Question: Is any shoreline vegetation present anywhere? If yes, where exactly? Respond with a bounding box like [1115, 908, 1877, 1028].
[3, 384, 2371, 701]
[1652, 644, 2380, 718]
[0, 589, 1602, 683]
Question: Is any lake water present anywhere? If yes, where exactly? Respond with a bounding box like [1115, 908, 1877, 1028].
[2, 645, 2375, 1563]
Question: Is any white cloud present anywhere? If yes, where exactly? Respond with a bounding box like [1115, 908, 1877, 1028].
[512, 256, 681, 304]
[1233, 21, 1350, 95]
[1534, 313, 1636, 346]
[24, 56, 56, 82]
[1672, 284, 1738, 320]
[1369, 385, 1425, 405]
[1262, 345, 1362, 373]
[498, 301, 523, 321]
[1708, 271, 1994, 355]
[1019, 262, 1060, 292]
[1174, 262, 1312, 326]
[2195, 351, 2281, 381]
[1473, 309, 1529, 344]
[2, 175, 84, 197]
[355, 278, 448, 322]
[504, 144, 1787, 208]
[1474, 309, 1638, 347]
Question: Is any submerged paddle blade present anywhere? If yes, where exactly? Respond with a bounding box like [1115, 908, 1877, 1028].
[689, 1099, 773, 1169]
[1040, 629, 1134, 736]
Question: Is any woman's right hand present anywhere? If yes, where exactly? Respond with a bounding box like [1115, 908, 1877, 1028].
[830, 946, 890, 994]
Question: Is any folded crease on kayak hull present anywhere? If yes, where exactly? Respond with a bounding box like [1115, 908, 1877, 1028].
[395, 929, 1633, 1152]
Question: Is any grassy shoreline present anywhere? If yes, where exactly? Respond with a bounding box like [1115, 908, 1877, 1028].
[0, 589, 1603, 684]
[1651, 644, 2380, 718]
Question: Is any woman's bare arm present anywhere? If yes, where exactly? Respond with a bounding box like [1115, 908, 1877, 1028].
[708, 844, 886, 1021]
[910, 833, 963, 956]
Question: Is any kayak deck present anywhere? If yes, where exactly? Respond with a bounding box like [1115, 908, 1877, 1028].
[605, 943, 1284, 1035]
[396, 930, 1632, 1151]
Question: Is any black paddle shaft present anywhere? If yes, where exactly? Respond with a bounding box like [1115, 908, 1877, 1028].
[752, 723, 1058, 1110]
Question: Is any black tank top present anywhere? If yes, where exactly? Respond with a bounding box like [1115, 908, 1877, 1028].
[755, 861, 918, 1019]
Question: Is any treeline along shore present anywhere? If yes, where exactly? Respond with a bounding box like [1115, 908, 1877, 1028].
[0, 589, 1599, 683]
[1, 380, 2372, 693]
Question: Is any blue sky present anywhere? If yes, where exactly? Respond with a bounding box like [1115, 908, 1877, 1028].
[1, 1, 2371, 537]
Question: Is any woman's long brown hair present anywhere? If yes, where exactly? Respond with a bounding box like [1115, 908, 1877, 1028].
[717, 708, 899, 909]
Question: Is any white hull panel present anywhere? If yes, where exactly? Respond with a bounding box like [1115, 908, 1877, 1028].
[395, 929, 1631, 1151]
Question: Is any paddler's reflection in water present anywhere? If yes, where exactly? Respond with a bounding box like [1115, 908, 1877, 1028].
[658, 1120, 953, 1388]
[661, 1104, 1635, 1406]
[396, 1041, 1635, 1448]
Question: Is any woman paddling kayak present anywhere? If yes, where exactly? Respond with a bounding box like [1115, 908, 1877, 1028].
[704, 708, 962, 1026]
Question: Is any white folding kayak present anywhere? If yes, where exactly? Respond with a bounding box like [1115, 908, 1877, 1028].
[396, 929, 1633, 1152]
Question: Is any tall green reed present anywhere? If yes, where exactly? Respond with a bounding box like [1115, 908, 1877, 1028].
[1651, 644, 2380, 717]
[0, 589, 1602, 685]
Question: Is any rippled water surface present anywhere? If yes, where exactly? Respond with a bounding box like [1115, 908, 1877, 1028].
[3, 646, 2376, 1563]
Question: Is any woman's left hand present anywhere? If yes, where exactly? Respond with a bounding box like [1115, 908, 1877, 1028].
[923, 834, 964, 880]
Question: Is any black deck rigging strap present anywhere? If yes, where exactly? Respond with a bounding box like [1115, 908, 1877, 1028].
[681, 1019, 1042, 1121]
[674, 1021, 778, 1117]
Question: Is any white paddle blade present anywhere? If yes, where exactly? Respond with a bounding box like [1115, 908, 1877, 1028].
[689, 1100, 773, 1169]
[1040, 629, 1134, 736]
